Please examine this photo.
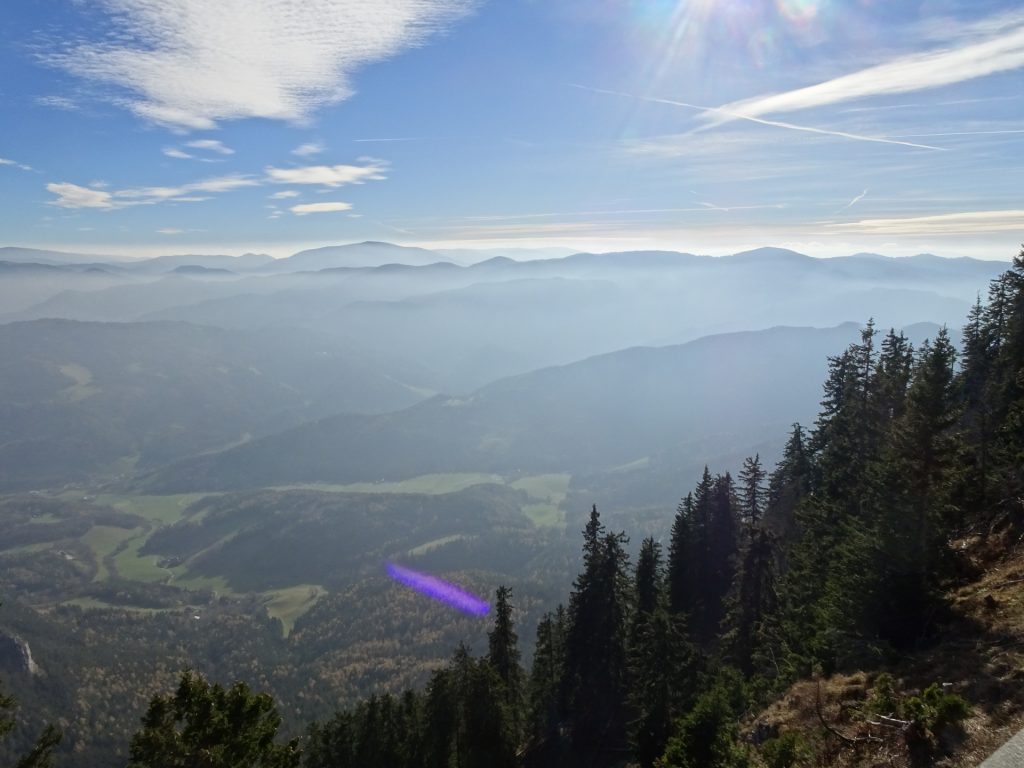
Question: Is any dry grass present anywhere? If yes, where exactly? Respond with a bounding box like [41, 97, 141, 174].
[745, 522, 1024, 767]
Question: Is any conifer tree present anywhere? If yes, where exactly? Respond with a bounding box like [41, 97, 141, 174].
[527, 606, 566, 744]
[628, 538, 697, 767]
[564, 506, 631, 759]
[667, 493, 695, 616]
[488, 585, 524, 746]
[738, 455, 766, 536]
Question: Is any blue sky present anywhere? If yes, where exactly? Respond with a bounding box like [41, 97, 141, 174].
[1, 0, 1022, 259]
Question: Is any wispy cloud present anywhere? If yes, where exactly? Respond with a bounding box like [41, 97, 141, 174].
[0, 157, 34, 172]
[292, 142, 324, 157]
[270, 190, 301, 199]
[266, 160, 387, 186]
[47, 174, 259, 209]
[707, 15, 1024, 125]
[353, 137, 420, 142]
[461, 204, 786, 222]
[828, 209, 1024, 235]
[837, 189, 868, 212]
[35, 95, 79, 111]
[43, 0, 475, 130]
[290, 201, 352, 215]
[156, 227, 183, 235]
[186, 139, 234, 155]
[573, 85, 943, 150]
[162, 147, 194, 159]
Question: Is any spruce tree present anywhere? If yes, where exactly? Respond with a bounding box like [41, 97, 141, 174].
[487, 585, 524, 746]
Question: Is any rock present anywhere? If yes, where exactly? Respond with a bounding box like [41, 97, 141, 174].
[0, 632, 41, 676]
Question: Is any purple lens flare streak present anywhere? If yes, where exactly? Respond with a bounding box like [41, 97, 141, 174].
[386, 562, 490, 616]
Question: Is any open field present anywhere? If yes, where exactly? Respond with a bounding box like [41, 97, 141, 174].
[93, 493, 212, 526]
[79, 525, 140, 581]
[275, 473, 506, 496]
[510, 473, 571, 528]
[276, 472, 572, 528]
[262, 584, 326, 636]
[408, 534, 472, 556]
[112, 534, 169, 583]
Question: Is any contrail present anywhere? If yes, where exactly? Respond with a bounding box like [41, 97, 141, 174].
[838, 189, 869, 212]
[570, 84, 945, 151]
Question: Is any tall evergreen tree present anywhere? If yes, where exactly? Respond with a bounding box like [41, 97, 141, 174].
[628, 538, 697, 768]
[667, 493, 695, 616]
[737, 455, 766, 536]
[488, 585, 524, 746]
[564, 506, 631, 760]
[527, 606, 567, 746]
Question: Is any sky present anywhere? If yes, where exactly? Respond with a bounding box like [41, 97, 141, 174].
[0, 0, 1022, 260]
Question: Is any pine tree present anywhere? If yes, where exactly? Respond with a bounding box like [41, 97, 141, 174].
[128, 670, 299, 768]
[702, 473, 739, 645]
[628, 538, 697, 767]
[737, 455, 766, 536]
[764, 424, 810, 545]
[721, 526, 777, 675]
[487, 585, 524, 747]
[527, 607, 566, 745]
[563, 506, 631, 759]
[667, 493, 695, 616]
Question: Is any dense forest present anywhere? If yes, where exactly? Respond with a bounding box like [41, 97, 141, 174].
[3, 249, 1023, 767]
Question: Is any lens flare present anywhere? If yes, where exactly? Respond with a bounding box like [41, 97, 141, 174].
[386, 562, 490, 616]
[776, 0, 822, 24]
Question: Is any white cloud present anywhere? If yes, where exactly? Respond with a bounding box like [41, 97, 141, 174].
[707, 16, 1024, 125]
[47, 182, 115, 209]
[186, 139, 234, 155]
[0, 157, 34, 172]
[270, 190, 300, 199]
[46, 174, 258, 209]
[290, 201, 352, 215]
[292, 142, 324, 156]
[266, 160, 387, 186]
[163, 147, 194, 159]
[44, 0, 474, 129]
[829, 209, 1024, 235]
[157, 227, 184, 234]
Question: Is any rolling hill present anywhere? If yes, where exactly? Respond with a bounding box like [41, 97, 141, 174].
[143, 322, 951, 494]
[0, 320, 429, 490]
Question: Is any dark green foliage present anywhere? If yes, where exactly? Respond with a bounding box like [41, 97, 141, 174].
[488, 586, 525, 746]
[13, 725, 61, 768]
[128, 670, 300, 768]
[738, 455, 766, 534]
[656, 669, 749, 768]
[904, 683, 971, 736]
[629, 607, 698, 768]
[628, 538, 699, 768]
[759, 731, 811, 768]
[526, 606, 566, 743]
[563, 506, 632, 757]
[721, 526, 776, 675]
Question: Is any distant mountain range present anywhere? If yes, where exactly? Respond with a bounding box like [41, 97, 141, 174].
[141, 322, 953, 495]
[3, 243, 1005, 394]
